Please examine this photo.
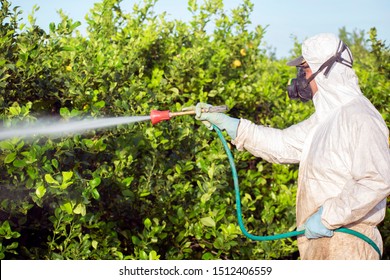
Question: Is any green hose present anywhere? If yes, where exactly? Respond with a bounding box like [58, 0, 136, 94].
[212, 125, 382, 258]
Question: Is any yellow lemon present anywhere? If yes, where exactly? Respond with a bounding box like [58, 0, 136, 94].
[232, 59, 242, 68]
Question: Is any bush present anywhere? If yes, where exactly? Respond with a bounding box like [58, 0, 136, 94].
[0, 0, 389, 259]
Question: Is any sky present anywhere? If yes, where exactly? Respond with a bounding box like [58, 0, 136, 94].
[9, 0, 390, 58]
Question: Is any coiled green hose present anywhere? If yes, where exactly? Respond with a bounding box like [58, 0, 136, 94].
[212, 125, 382, 258]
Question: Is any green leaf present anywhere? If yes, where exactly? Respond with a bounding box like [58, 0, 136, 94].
[177, 207, 185, 219]
[45, 174, 60, 185]
[70, 109, 81, 117]
[91, 189, 100, 200]
[9, 106, 21, 116]
[62, 171, 73, 182]
[140, 191, 150, 197]
[149, 250, 160, 260]
[4, 152, 16, 164]
[122, 177, 134, 186]
[202, 252, 214, 260]
[71, 21, 82, 30]
[60, 182, 73, 190]
[213, 236, 225, 249]
[49, 22, 56, 33]
[13, 159, 26, 168]
[27, 167, 38, 180]
[200, 216, 216, 227]
[89, 177, 101, 188]
[51, 159, 59, 169]
[144, 218, 152, 230]
[36, 185, 46, 199]
[0, 221, 11, 236]
[73, 203, 86, 216]
[6, 242, 19, 250]
[83, 139, 94, 148]
[61, 45, 76, 51]
[131, 236, 141, 245]
[139, 250, 148, 260]
[59, 107, 70, 117]
[0, 141, 14, 150]
[61, 202, 73, 215]
[169, 87, 179, 95]
[94, 100, 105, 109]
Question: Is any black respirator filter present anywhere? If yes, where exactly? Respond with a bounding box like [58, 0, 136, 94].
[287, 67, 313, 103]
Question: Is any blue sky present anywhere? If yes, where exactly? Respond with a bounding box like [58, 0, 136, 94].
[10, 0, 390, 58]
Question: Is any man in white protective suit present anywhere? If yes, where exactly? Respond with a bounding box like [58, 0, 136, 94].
[192, 33, 390, 259]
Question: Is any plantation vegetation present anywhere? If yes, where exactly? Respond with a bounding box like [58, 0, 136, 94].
[0, 0, 389, 259]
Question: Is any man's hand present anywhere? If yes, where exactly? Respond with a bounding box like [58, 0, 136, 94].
[304, 207, 334, 239]
[193, 103, 240, 139]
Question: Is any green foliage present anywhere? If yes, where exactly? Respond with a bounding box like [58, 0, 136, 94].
[0, 0, 389, 260]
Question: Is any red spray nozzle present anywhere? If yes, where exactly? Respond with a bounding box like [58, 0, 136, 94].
[150, 110, 171, 125]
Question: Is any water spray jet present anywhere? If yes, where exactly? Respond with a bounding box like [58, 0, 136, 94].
[0, 105, 228, 140]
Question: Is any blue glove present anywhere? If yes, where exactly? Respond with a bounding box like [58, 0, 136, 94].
[195, 103, 240, 140]
[304, 207, 334, 239]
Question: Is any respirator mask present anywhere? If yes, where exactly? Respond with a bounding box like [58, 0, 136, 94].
[287, 40, 353, 102]
[287, 65, 314, 102]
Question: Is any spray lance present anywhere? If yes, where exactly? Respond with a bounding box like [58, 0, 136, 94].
[149, 105, 229, 125]
[149, 104, 381, 258]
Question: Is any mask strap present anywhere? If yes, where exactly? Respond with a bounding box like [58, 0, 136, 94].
[336, 42, 353, 68]
[306, 40, 353, 84]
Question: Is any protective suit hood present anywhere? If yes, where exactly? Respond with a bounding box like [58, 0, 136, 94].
[301, 33, 363, 118]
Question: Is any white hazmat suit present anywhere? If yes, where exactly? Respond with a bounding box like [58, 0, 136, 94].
[232, 33, 390, 259]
